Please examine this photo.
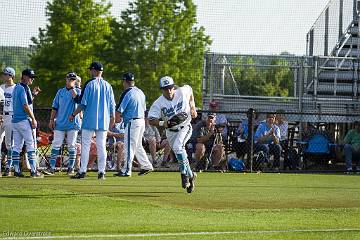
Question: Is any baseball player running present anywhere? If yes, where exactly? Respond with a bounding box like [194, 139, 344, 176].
[70, 61, 115, 180]
[148, 76, 198, 193]
[1, 67, 15, 177]
[12, 69, 42, 178]
[43, 72, 81, 175]
[114, 73, 153, 177]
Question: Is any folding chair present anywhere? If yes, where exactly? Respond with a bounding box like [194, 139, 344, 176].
[297, 130, 336, 169]
[36, 130, 53, 168]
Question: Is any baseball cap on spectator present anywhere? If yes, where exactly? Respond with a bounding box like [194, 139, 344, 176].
[2, 67, 15, 77]
[160, 76, 174, 89]
[66, 72, 77, 80]
[88, 61, 103, 71]
[22, 69, 37, 78]
[123, 72, 135, 81]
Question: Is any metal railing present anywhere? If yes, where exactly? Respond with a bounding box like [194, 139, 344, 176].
[306, 0, 359, 56]
[203, 53, 360, 119]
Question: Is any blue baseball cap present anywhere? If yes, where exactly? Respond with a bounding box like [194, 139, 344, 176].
[123, 72, 135, 81]
[22, 68, 37, 78]
[66, 72, 77, 80]
[2, 67, 15, 77]
[159, 76, 174, 89]
[88, 61, 103, 71]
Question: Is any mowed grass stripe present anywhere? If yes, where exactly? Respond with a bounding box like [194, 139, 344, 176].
[3, 228, 360, 240]
[1, 172, 360, 240]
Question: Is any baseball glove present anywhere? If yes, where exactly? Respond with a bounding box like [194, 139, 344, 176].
[167, 112, 188, 128]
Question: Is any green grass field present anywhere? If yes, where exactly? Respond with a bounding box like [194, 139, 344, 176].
[1, 172, 360, 239]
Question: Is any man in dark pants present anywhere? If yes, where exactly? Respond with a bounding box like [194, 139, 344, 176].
[254, 113, 282, 171]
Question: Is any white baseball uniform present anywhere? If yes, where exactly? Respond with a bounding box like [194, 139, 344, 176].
[148, 85, 194, 178]
[0, 87, 4, 172]
[0, 84, 15, 169]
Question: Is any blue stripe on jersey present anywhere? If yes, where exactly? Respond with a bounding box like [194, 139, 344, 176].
[80, 77, 115, 131]
[126, 121, 131, 173]
[118, 87, 146, 124]
[12, 83, 33, 123]
[52, 87, 81, 131]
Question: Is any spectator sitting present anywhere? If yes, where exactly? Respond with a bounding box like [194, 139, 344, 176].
[342, 121, 360, 173]
[107, 118, 125, 171]
[275, 110, 288, 144]
[254, 113, 282, 170]
[143, 118, 172, 167]
[234, 111, 261, 159]
[209, 101, 228, 140]
[275, 109, 289, 168]
[191, 112, 225, 171]
[87, 136, 98, 170]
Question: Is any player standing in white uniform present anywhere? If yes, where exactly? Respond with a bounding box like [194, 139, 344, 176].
[114, 73, 153, 177]
[0, 69, 7, 177]
[70, 61, 115, 180]
[43, 72, 81, 175]
[1, 67, 15, 177]
[148, 76, 198, 193]
[12, 69, 42, 178]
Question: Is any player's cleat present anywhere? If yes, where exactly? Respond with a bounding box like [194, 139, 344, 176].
[30, 171, 44, 178]
[14, 171, 25, 178]
[42, 168, 55, 175]
[138, 169, 152, 176]
[98, 172, 106, 180]
[71, 172, 85, 179]
[2, 168, 10, 177]
[181, 174, 190, 189]
[113, 172, 131, 177]
[186, 172, 197, 193]
[66, 168, 75, 175]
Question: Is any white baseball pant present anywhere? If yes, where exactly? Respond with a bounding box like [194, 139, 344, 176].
[0, 114, 14, 168]
[12, 120, 37, 173]
[166, 124, 194, 178]
[121, 118, 153, 176]
[79, 129, 107, 174]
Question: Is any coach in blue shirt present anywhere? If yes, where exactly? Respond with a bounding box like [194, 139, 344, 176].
[70, 61, 116, 180]
[114, 72, 153, 177]
[254, 113, 282, 171]
[12, 69, 41, 177]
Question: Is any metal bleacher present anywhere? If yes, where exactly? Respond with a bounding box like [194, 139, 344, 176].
[202, 0, 360, 123]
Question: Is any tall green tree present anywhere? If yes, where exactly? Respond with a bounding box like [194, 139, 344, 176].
[232, 57, 294, 97]
[264, 59, 294, 97]
[30, 0, 113, 106]
[0, 46, 32, 77]
[103, 0, 211, 105]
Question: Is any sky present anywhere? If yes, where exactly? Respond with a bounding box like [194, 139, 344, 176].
[0, 0, 330, 55]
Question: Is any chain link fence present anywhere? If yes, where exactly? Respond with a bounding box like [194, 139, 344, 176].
[197, 109, 357, 173]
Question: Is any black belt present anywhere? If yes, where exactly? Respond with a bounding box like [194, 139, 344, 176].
[131, 118, 141, 120]
[4, 112, 11, 115]
[168, 125, 186, 132]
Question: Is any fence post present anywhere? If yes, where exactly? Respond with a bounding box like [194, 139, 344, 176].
[246, 108, 255, 173]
